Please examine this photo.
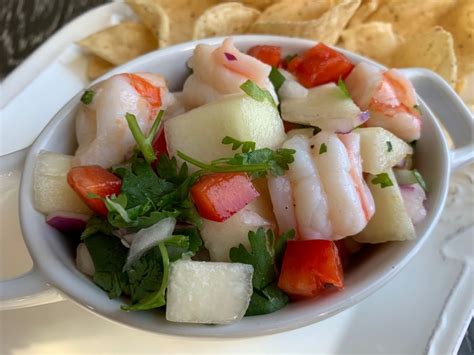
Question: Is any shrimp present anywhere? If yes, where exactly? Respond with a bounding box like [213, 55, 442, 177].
[345, 62, 421, 142]
[73, 73, 175, 168]
[182, 38, 278, 109]
[268, 132, 375, 240]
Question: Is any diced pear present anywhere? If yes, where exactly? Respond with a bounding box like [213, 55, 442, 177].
[281, 83, 364, 133]
[355, 127, 413, 175]
[354, 169, 416, 243]
[34, 151, 91, 214]
[165, 94, 286, 170]
[166, 260, 253, 324]
[200, 200, 273, 262]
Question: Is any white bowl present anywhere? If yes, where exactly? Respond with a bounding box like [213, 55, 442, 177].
[1, 36, 473, 338]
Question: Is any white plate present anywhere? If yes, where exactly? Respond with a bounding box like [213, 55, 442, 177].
[0, 2, 473, 354]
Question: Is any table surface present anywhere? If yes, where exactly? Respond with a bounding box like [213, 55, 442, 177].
[0, 0, 472, 353]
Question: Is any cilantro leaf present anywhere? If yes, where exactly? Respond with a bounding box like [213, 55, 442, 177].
[319, 143, 327, 155]
[240, 80, 277, 108]
[80, 90, 94, 105]
[84, 233, 130, 298]
[337, 78, 351, 99]
[125, 111, 164, 164]
[283, 54, 297, 66]
[222, 136, 256, 153]
[371, 172, 394, 188]
[81, 215, 114, 240]
[413, 169, 428, 192]
[229, 227, 294, 316]
[274, 229, 295, 269]
[387, 141, 393, 152]
[413, 105, 421, 115]
[269, 67, 285, 92]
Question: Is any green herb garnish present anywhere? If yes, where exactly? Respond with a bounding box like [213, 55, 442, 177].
[413, 169, 428, 192]
[319, 143, 327, 155]
[222, 136, 256, 153]
[269, 67, 285, 92]
[283, 54, 297, 66]
[240, 80, 277, 108]
[371, 172, 394, 188]
[80, 90, 95, 105]
[337, 78, 351, 99]
[177, 140, 295, 178]
[230, 228, 294, 316]
[413, 105, 421, 115]
[387, 141, 393, 152]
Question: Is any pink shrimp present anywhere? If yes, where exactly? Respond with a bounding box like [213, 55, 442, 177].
[182, 38, 277, 109]
[345, 62, 421, 142]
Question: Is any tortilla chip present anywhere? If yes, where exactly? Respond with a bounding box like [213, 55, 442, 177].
[439, 0, 474, 91]
[78, 22, 157, 66]
[366, 0, 457, 39]
[255, 0, 335, 22]
[230, 1, 278, 10]
[125, 0, 170, 47]
[392, 26, 457, 87]
[87, 55, 115, 80]
[348, 0, 379, 27]
[193, 3, 260, 39]
[155, 0, 219, 45]
[251, 0, 361, 45]
[340, 22, 399, 65]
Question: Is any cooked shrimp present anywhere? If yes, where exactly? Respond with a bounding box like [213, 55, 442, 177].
[268, 133, 375, 240]
[182, 38, 277, 108]
[73, 73, 174, 168]
[345, 62, 421, 142]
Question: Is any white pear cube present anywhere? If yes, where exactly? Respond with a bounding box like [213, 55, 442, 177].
[164, 94, 286, 170]
[355, 127, 413, 175]
[166, 260, 253, 324]
[355, 169, 416, 243]
[281, 83, 363, 133]
[34, 151, 91, 214]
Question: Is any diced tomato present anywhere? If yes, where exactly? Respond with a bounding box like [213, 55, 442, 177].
[152, 126, 168, 158]
[287, 43, 354, 88]
[191, 173, 259, 222]
[67, 166, 122, 216]
[278, 240, 344, 298]
[247, 45, 282, 67]
[126, 73, 162, 110]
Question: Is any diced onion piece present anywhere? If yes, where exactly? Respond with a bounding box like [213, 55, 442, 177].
[46, 212, 89, 233]
[123, 217, 176, 270]
[76, 243, 95, 276]
[166, 260, 253, 324]
[279, 69, 308, 99]
[399, 184, 427, 224]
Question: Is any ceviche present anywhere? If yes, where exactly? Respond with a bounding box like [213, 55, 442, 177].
[34, 38, 428, 325]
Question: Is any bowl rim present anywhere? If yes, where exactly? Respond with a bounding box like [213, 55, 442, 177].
[19, 35, 451, 338]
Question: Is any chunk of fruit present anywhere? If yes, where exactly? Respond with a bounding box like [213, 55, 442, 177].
[166, 260, 253, 324]
[164, 94, 286, 171]
[247, 45, 281, 67]
[34, 151, 91, 214]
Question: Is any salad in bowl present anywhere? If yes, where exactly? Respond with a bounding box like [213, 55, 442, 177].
[33, 37, 429, 326]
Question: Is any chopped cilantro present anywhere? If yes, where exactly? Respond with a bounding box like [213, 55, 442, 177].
[268, 67, 286, 92]
[125, 111, 164, 164]
[387, 141, 393, 152]
[229, 228, 294, 316]
[337, 78, 351, 99]
[80, 90, 94, 105]
[413, 169, 428, 192]
[319, 143, 327, 155]
[283, 54, 297, 66]
[240, 80, 277, 108]
[413, 105, 421, 114]
[222, 136, 256, 153]
[371, 172, 394, 188]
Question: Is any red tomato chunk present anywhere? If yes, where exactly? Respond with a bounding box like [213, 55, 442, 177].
[287, 43, 354, 88]
[152, 126, 168, 158]
[67, 166, 122, 216]
[191, 173, 259, 222]
[247, 45, 282, 67]
[278, 240, 344, 298]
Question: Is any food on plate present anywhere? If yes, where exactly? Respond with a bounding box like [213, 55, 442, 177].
[75, 0, 472, 110]
[37, 39, 429, 325]
[345, 62, 421, 142]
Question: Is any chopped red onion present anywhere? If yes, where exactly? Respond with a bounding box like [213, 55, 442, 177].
[400, 184, 427, 224]
[46, 212, 89, 233]
[224, 52, 237, 61]
[358, 111, 369, 123]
